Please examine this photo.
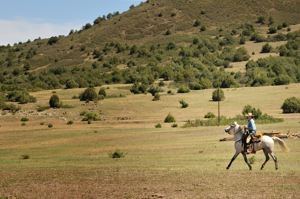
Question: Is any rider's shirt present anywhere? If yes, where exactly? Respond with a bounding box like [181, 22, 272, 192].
[247, 118, 256, 131]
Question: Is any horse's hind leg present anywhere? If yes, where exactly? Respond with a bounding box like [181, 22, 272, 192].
[261, 149, 270, 170]
[269, 152, 278, 170]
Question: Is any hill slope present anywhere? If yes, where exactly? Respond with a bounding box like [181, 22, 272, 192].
[0, 0, 300, 92]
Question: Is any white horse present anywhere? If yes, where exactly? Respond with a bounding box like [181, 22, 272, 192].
[225, 122, 289, 170]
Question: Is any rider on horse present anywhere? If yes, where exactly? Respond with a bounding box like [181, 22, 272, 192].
[244, 113, 256, 153]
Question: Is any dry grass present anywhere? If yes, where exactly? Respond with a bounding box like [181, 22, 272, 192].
[0, 84, 300, 198]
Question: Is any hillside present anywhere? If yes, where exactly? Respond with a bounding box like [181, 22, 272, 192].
[0, 0, 300, 92]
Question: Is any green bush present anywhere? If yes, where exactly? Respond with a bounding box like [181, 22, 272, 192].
[200, 26, 207, 31]
[171, 123, 178, 128]
[155, 123, 162, 128]
[164, 113, 176, 123]
[99, 87, 106, 97]
[242, 105, 262, 119]
[281, 97, 300, 113]
[67, 120, 73, 125]
[80, 85, 98, 101]
[21, 117, 29, 122]
[48, 124, 53, 128]
[152, 93, 160, 101]
[82, 112, 101, 121]
[148, 86, 163, 96]
[204, 112, 216, 118]
[49, 94, 60, 108]
[21, 154, 30, 159]
[179, 100, 189, 108]
[177, 86, 190, 93]
[108, 149, 125, 158]
[268, 27, 277, 34]
[261, 43, 272, 53]
[212, 88, 225, 101]
[194, 19, 201, 27]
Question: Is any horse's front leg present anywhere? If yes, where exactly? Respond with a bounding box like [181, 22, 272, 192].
[226, 151, 240, 170]
[242, 153, 252, 170]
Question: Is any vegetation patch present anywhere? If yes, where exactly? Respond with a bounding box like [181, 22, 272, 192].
[108, 149, 126, 158]
[183, 105, 283, 127]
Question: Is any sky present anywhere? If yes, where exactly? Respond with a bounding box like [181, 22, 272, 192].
[0, 0, 143, 46]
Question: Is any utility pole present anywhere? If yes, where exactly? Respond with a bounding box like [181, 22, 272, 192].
[218, 85, 220, 125]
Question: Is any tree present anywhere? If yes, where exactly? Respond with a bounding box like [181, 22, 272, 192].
[212, 88, 225, 101]
[99, 87, 106, 97]
[80, 85, 98, 101]
[200, 26, 207, 31]
[261, 43, 272, 53]
[281, 97, 300, 113]
[194, 19, 201, 27]
[66, 79, 79, 89]
[268, 16, 274, 25]
[268, 27, 277, 34]
[49, 94, 60, 108]
[165, 29, 171, 35]
[164, 113, 176, 123]
[239, 36, 246, 44]
[47, 36, 59, 45]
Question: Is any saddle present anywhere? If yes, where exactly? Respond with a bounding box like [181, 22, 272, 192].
[243, 132, 263, 154]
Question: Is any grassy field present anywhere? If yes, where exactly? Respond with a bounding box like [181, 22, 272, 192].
[0, 83, 300, 198]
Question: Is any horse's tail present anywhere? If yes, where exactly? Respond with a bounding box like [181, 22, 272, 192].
[272, 137, 289, 152]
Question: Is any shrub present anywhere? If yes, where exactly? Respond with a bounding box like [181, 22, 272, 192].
[108, 149, 125, 158]
[155, 123, 162, 128]
[99, 88, 106, 97]
[152, 93, 160, 101]
[268, 27, 277, 34]
[164, 113, 176, 123]
[179, 100, 189, 108]
[47, 36, 59, 45]
[21, 154, 30, 159]
[242, 105, 262, 119]
[194, 19, 201, 27]
[261, 43, 272, 53]
[282, 21, 288, 28]
[204, 112, 216, 118]
[212, 88, 225, 101]
[48, 124, 53, 128]
[21, 117, 29, 122]
[274, 75, 290, 85]
[171, 123, 178, 128]
[80, 85, 98, 101]
[66, 79, 79, 89]
[21, 122, 26, 126]
[177, 86, 190, 93]
[49, 94, 60, 108]
[148, 86, 163, 96]
[281, 97, 300, 113]
[80, 111, 87, 116]
[158, 81, 165, 86]
[200, 26, 207, 31]
[239, 36, 246, 44]
[165, 29, 171, 35]
[67, 120, 73, 125]
[82, 112, 101, 121]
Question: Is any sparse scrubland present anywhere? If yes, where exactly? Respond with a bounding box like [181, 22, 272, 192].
[0, 0, 300, 198]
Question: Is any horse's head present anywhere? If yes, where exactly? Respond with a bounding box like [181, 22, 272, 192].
[225, 121, 239, 135]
